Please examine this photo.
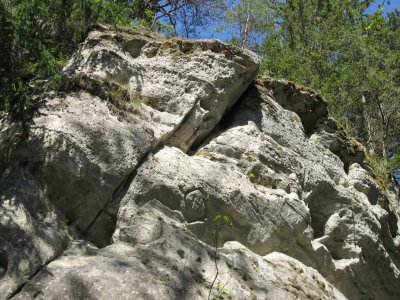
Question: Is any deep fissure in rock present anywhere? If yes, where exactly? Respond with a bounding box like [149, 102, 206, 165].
[0, 251, 8, 279]
[188, 82, 257, 154]
[82, 147, 156, 248]
[82, 81, 259, 247]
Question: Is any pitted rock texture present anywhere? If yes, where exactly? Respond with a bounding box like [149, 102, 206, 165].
[112, 77, 400, 299]
[114, 146, 311, 258]
[64, 24, 259, 152]
[1, 27, 400, 300]
[0, 25, 258, 299]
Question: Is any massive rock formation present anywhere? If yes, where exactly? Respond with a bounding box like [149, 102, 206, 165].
[0, 25, 399, 299]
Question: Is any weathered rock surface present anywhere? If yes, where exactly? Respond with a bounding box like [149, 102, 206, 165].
[310, 117, 366, 172]
[263, 77, 328, 134]
[0, 25, 258, 298]
[64, 25, 259, 152]
[1, 26, 400, 300]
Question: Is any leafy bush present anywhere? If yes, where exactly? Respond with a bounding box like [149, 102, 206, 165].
[367, 154, 400, 188]
[0, 0, 134, 119]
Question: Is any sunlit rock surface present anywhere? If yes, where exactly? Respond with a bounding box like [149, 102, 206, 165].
[0, 26, 399, 300]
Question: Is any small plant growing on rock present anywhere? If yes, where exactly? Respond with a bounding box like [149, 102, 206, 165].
[207, 213, 233, 300]
[245, 152, 253, 162]
[247, 171, 256, 180]
[59, 217, 69, 233]
[217, 282, 232, 299]
[367, 154, 400, 189]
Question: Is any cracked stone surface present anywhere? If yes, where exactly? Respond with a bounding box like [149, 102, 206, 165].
[1, 27, 400, 300]
[0, 25, 258, 298]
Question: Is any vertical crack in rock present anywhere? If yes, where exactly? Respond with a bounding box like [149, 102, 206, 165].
[186, 82, 254, 154]
[82, 143, 159, 247]
[0, 251, 7, 280]
[167, 68, 260, 153]
[81, 158, 146, 246]
[7, 255, 56, 299]
[71, 26, 259, 248]
[2, 26, 400, 300]
[83, 77, 259, 247]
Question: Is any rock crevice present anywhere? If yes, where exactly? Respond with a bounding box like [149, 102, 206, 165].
[1, 26, 399, 300]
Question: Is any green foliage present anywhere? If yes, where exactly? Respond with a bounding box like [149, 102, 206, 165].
[130, 0, 226, 37]
[207, 212, 233, 300]
[213, 213, 233, 227]
[0, 0, 133, 119]
[0, 0, 229, 118]
[365, 7, 384, 31]
[222, 0, 275, 49]
[217, 283, 231, 296]
[59, 217, 69, 233]
[247, 172, 256, 179]
[3, 81, 34, 120]
[49, 74, 145, 119]
[258, 0, 400, 156]
[48, 74, 69, 90]
[109, 83, 131, 103]
[96, 1, 132, 26]
[367, 154, 400, 187]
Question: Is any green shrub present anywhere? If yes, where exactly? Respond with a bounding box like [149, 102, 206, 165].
[367, 154, 400, 188]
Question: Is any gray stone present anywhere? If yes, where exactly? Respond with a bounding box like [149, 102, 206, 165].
[112, 77, 400, 299]
[64, 25, 259, 152]
[310, 117, 366, 171]
[1, 26, 400, 300]
[262, 77, 328, 133]
[0, 25, 258, 298]
[14, 215, 346, 300]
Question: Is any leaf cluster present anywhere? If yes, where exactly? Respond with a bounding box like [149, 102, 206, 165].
[257, 0, 400, 157]
[0, 0, 133, 119]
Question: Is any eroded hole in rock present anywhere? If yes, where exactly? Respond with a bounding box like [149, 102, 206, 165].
[310, 215, 327, 238]
[0, 251, 8, 278]
[306, 182, 343, 239]
[82, 186, 129, 248]
[83, 211, 117, 248]
[123, 39, 147, 58]
[335, 151, 365, 175]
[344, 163, 351, 174]
[379, 197, 399, 238]
[177, 249, 185, 258]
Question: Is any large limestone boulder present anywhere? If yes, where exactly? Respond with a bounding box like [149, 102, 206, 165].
[1, 26, 399, 300]
[14, 213, 346, 300]
[113, 77, 400, 299]
[64, 24, 259, 151]
[0, 25, 258, 298]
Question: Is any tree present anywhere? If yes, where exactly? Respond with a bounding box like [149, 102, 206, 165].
[132, 0, 227, 37]
[0, 0, 32, 117]
[222, 0, 276, 49]
[260, 0, 400, 157]
[358, 8, 400, 156]
[0, 0, 132, 117]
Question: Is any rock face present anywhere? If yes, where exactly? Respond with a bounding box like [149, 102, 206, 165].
[64, 24, 259, 152]
[0, 26, 399, 300]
